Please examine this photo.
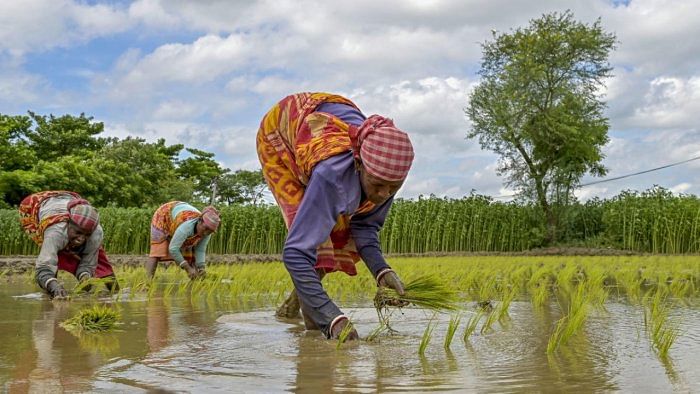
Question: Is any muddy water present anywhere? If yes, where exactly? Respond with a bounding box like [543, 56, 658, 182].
[1, 281, 699, 393]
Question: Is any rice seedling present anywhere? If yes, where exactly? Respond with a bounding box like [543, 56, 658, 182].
[496, 286, 517, 321]
[418, 316, 437, 356]
[462, 311, 483, 341]
[643, 289, 681, 358]
[547, 285, 589, 354]
[444, 313, 461, 350]
[336, 320, 356, 349]
[365, 323, 391, 342]
[480, 308, 498, 334]
[60, 305, 121, 333]
[476, 275, 497, 304]
[530, 279, 550, 309]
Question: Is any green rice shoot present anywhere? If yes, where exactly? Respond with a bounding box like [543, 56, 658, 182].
[463, 311, 483, 341]
[444, 313, 461, 349]
[336, 320, 356, 349]
[418, 316, 437, 356]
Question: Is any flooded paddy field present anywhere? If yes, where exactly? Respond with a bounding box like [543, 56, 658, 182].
[1, 255, 699, 392]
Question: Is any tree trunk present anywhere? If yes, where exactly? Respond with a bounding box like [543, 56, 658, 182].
[534, 176, 557, 244]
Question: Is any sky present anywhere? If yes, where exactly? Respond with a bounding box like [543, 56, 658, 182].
[1, 0, 699, 201]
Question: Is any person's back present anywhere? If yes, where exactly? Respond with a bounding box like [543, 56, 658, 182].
[18, 190, 117, 299]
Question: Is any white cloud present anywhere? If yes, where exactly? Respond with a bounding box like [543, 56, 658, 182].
[0, 0, 131, 55]
[152, 100, 201, 120]
[4, 0, 700, 200]
[0, 62, 45, 109]
[670, 182, 692, 194]
[631, 76, 700, 129]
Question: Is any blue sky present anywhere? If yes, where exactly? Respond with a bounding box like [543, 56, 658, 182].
[1, 0, 699, 201]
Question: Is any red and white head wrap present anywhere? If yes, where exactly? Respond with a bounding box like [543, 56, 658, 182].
[200, 206, 221, 232]
[66, 199, 100, 233]
[350, 115, 414, 182]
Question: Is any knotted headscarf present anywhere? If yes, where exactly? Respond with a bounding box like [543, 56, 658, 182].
[350, 115, 414, 182]
[200, 206, 221, 232]
[66, 199, 100, 233]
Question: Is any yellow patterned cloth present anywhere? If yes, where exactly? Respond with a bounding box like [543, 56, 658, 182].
[149, 201, 203, 263]
[256, 92, 374, 275]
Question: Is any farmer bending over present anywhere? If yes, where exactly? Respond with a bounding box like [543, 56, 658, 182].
[19, 191, 119, 300]
[146, 202, 220, 279]
[257, 92, 414, 340]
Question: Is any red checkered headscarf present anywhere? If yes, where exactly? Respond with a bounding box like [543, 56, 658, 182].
[200, 206, 220, 232]
[350, 115, 414, 182]
[67, 199, 100, 233]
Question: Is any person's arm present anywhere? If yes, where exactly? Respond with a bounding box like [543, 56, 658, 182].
[350, 197, 394, 278]
[194, 234, 211, 269]
[35, 226, 67, 291]
[283, 172, 347, 338]
[75, 225, 103, 281]
[351, 197, 406, 302]
[168, 219, 196, 264]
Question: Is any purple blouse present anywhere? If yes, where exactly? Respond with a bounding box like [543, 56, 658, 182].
[282, 102, 394, 337]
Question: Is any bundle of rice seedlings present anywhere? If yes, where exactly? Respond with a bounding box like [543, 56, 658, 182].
[372, 275, 460, 336]
[374, 275, 460, 312]
[60, 305, 121, 333]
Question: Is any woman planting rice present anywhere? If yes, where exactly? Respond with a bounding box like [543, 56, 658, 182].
[146, 202, 220, 279]
[19, 191, 119, 299]
[257, 92, 414, 340]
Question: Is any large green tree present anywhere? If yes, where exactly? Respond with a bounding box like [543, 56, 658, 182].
[216, 169, 267, 205]
[176, 148, 229, 203]
[0, 112, 238, 207]
[466, 11, 616, 243]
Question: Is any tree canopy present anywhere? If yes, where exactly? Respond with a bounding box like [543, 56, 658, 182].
[466, 10, 616, 243]
[0, 112, 266, 208]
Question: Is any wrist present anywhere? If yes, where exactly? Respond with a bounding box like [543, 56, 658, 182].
[78, 272, 91, 281]
[376, 268, 395, 285]
[44, 277, 58, 290]
[329, 314, 348, 334]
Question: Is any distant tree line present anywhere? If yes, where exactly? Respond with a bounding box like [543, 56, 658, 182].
[0, 112, 266, 208]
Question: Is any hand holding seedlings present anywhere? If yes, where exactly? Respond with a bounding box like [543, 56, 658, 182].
[330, 316, 359, 341]
[47, 280, 70, 300]
[76, 272, 94, 293]
[180, 261, 199, 280]
[376, 269, 409, 307]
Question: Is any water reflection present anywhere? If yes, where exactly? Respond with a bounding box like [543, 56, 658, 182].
[147, 298, 171, 353]
[5, 302, 101, 392]
[1, 282, 700, 392]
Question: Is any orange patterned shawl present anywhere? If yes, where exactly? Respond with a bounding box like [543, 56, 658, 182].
[150, 201, 203, 254]
[256, 92, 375, 275]
[19, 191, 82, 245]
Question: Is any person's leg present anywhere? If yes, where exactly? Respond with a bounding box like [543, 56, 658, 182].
[94, 248, 119, 293]
[276, 269, 327, 321]
[145, 257, 159, 279]
[148, 240, 170, 279]
[276, 289, 301, 318]
[300, 269, 326, 330]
